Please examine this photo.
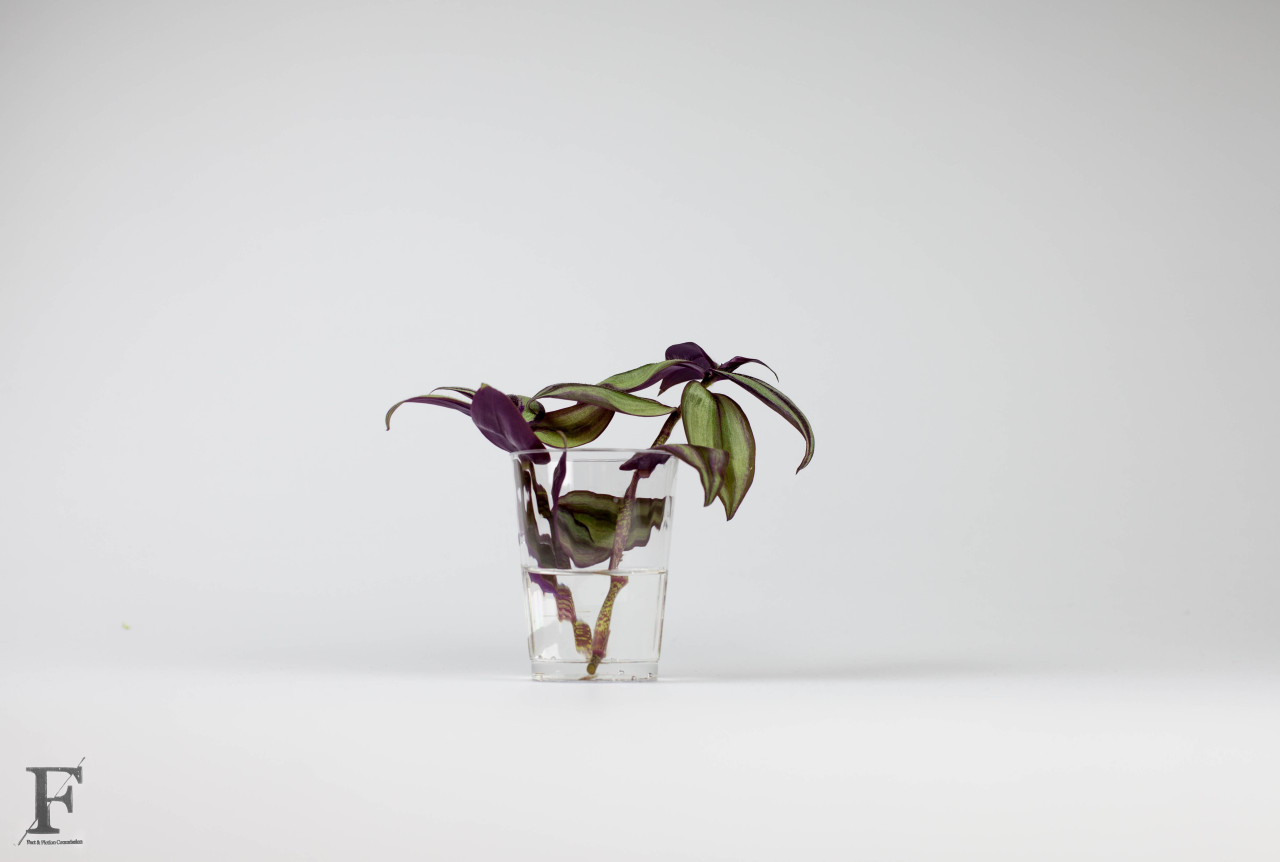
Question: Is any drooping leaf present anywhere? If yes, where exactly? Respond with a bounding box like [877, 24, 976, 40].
[710, 394, 756, 519]
[712, 370, 815, 472]
[599, 359, 706, 393]
[554, 491, 667, 568]
[717, 356, 779, 381]
[531, 403, 614, 447]
[679, 381, 721, 449]
[551, 448, 568, 504]
[385, 394, 472, 430]
[432, 386, 477, 398]
[654, 443, 728, 507]
[470, 384, 549, 462]
[533, 383, 675, 417]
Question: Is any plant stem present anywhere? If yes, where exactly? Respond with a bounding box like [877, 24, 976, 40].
[651, 409, 680, 446]
[585, 414, 678, 675]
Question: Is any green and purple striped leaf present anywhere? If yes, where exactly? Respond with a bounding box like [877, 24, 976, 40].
[710, 394, 756, 519]
[599, 359, 707, 393]
[679, 382, 759, 518]
[533, 383, 675, 417]
[509, 394, 545, 423]
[554, 491, 668, 568]
[679, 381, 720, 448]
[712, 370, 815, 472]
[531, 403, 614, 448]
[433, 386, 477, 399]
[655, 443, 728, 507]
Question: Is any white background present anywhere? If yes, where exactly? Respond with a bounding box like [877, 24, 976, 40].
[2, 1, 1278, 858]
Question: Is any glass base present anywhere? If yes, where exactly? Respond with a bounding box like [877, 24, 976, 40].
[531, 660, 658, 682]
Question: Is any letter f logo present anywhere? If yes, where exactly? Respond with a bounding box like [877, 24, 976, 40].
[25, 764, 83, 836]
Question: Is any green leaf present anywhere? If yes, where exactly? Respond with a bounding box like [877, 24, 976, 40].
[654, 444, 727, 507]
[598, 359, 704, 393]
[514, 396, 545, 423]
[711, 394, 756, 519]
[554, 491, 667, 568]
[679, 381, 721, 448]
[534, 383, 675, 417]
[714, 370, 815, 472]
[531, 403, 614, 447]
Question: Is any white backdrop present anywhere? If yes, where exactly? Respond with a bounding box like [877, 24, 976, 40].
[3, 0, 1276, 675]
[2, 2, 1279, 858]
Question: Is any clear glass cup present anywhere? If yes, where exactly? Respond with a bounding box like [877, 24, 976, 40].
[511, 448, 677, 681]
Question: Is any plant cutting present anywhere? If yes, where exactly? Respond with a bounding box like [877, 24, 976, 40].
[387, 341, 815, 680]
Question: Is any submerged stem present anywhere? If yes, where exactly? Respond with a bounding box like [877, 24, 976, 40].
[586, 415, 679, 676]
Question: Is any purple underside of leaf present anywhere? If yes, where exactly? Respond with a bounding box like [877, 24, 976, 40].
[385, 394, 473, 430]
[665, 341, 716, 371]
[470, 384, 549, 462]
[619, 451, 671, 476]
[655, 365, 705, 394]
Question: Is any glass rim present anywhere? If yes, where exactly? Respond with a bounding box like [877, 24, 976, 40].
[509, 447, 670, 459]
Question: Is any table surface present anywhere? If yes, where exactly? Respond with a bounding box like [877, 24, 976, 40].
[2, 660, 1277, 861]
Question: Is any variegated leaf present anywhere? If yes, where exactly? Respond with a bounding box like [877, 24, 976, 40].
[713, 370, 815, 472]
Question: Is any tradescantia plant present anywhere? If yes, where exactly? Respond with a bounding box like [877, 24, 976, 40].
[386, 341, 814, 676]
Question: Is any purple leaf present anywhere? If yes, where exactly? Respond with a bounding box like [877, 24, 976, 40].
[385, 394, 472, 430]
[665, 341, 716, 371]
[717, 356, 779, 382]
[470, 384, 549, 463]
[619, 450, 672, 477]
[655, 365, 706, 394]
